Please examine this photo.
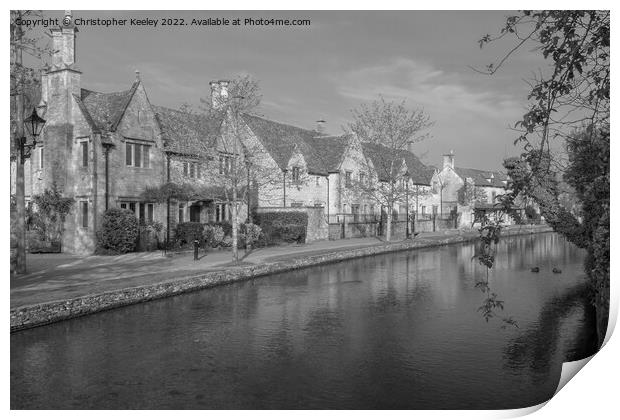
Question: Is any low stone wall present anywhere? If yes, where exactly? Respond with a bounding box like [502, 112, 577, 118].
[10, 224, 553, 332]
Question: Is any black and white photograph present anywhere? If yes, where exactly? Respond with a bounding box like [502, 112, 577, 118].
[8, 4, 613, 413]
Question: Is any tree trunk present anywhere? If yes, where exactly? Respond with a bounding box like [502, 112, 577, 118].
[232, 178, 238, 263]
[13, 17, 27, 274]
[386, 204, 392, 241]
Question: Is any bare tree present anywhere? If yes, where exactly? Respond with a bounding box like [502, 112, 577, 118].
[348, 96, 432, 241]
[181, 75, 281, 263]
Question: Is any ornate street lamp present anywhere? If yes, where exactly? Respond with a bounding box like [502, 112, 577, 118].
[21, 107, 46, 163]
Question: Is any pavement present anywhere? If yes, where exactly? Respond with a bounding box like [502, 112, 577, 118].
[10, 227, 543, 310]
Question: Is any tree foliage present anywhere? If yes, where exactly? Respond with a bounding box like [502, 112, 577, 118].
[481, 10, 609, 342]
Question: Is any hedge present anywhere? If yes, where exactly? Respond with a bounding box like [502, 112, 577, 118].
[254, 211, 308, 245]
[96, 208, 139, 254]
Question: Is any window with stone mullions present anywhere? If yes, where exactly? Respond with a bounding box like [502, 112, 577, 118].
[126, 142, 150, 168]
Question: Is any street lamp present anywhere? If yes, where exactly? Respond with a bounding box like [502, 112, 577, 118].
[404, 170, 410, 239]
[21, 107, 46, 163]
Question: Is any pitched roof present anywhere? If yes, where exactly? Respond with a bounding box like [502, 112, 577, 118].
[79, 82, 139, 132]
[455, 167, 509, 188]
[153, 105, 223, 155]
[242, 114, 349, 175]
[360, 142, 434, 184]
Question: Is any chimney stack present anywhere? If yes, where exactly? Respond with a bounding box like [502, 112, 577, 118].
[210, 80, 230, 110]
[316, 120, 326, 134]
[51, 10, 78, 69]
[442, 150, 455, 170]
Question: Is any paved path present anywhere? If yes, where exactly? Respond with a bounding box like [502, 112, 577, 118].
[10, 227, 539, 309]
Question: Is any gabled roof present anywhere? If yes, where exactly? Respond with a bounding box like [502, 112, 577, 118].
[78, 82, 139, 132]
[154, 105, 223, 155]
[455, 167, 509, 188]
[361, 142, 434, 184]
[242, 114, 349, 176]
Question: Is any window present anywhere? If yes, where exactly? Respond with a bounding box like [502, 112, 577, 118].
[39, 146, 44, 169]
[291, 166, 301, 182]
[215, 203, 229, 222]
[492, 191, 497, 203]
[126, 143, 132, 166]
[126, 142, 151, 168]
[291, 202, 303, 207]
[345, 171, 352, 187]
[316, 176, 320, 186]
[421, 206, 426, 215]
[147, 203, 154, 224]
[129, 202, 136, 214]
[432, 205, 438, 214]
[219, 154, 232, 175]
[359, 172, 366, 186]
[178, 203, 185, 223]
[183, 162, 200, 178]
[139, 203, 146, 225]
[81, 141, 88, 168]
[81, 201, 88, 228]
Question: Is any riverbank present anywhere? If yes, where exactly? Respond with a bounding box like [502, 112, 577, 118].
[10, 224, 551, 332]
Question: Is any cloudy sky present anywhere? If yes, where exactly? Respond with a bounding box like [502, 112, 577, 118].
[36, 10, 548, 170]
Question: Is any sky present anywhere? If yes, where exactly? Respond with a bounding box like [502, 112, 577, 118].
[30, 10, 549, 171]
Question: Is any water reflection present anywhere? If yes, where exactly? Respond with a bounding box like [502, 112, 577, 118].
[11, 233, 597, 409]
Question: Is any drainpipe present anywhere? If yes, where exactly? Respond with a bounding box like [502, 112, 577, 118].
[103, 143, 111, 210]
[166, 153, 171, 245]
[282, 169, 288, 207]
[326, 175, 330, 222]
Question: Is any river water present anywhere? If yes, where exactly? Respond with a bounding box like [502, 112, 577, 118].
[11, 232, 598, 409]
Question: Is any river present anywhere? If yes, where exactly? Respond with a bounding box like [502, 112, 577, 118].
[10, 232, 598, 409]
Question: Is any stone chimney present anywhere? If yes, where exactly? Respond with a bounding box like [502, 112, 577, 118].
[209, 80, 229, 109]
[50, 10, 78, 69]
[442, 150, 455, 170]
[316, 120, 326, 134]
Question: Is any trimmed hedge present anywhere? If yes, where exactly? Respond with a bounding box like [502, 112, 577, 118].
[255, 211, 308, 245]
[175, 222, 203, 245]
[96, 208, 139, 254]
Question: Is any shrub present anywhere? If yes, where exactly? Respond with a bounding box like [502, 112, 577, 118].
[175, 222, 204, 245]
[97, 208, 139, 254]
[242, 223, 262, 248]
[203, 224, 225, 248]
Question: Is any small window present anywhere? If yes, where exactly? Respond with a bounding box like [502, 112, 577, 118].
[134, 144, 142, 168]
[345, 171, 352, 187]
[189, 162, 195, 178]
[126, 143, 133, 166]
[139, 203, 146, 225]
[129, 202, 136, 214]
[120, 203, 127, 209]
[196, 163, 201, 179]
[292, 166, 301, 182]
[219, 154, 232, 175]
[81, 141, 88, 168]
[142, 145, 150, 168]
[147, 203, 154, 223]
[215, 203, 228, 222]
[421, 206, 426, 215]
[359, 172, 365, 186]
[183, 162, 189, 176]
[178, 203, 185, 223]
[81, 201, 88, 228]
[39, 146, 44, 169]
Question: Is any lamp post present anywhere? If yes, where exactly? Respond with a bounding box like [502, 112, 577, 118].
[21, 107, 46, 163]
[404, 170, 410, 239]
[13, 107, 46, 274]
